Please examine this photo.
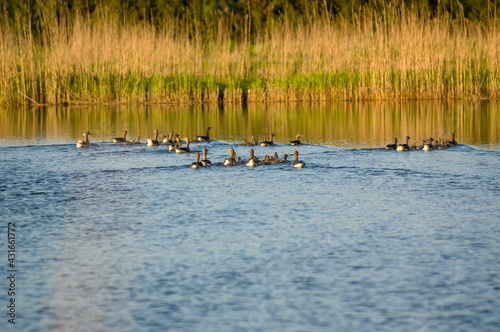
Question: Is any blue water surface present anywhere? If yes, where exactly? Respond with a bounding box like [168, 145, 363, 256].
[0, 138, 499, 331]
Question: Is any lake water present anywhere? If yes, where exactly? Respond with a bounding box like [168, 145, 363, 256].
[1, 102, 499, 331]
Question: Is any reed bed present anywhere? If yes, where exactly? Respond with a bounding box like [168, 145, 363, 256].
[1, 4, 499, 106]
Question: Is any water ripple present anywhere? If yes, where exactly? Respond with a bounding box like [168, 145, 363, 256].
[1, 142, 499, 332]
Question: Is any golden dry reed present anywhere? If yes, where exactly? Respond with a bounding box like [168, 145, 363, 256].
[0, 3, 499, 106]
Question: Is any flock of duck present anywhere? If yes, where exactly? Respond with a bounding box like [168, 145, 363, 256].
[75, 127, 306, 168]
[385, 133, 458, 151]
[76, 127, 459, 167]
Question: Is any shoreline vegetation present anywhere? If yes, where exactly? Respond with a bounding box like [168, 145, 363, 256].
[1, 1, 500, 106]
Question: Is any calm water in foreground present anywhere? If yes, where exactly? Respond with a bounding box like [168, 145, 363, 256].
[1, 102, 500, 331]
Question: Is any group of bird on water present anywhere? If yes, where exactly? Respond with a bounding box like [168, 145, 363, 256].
[385, 133, 458, 151]
[76, 127, 459, 166]
[76, 127, 306, 168]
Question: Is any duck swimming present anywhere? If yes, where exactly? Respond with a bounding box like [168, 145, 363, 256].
[386, 137, 397, 150]
[168, 139, 178, 151]
[271, 152, 280, 164]
[449, 133, 458, 145]
[260, 133, 275, 146]
[197, 127, 212, 142]
[190, 152, 204, 169]
[422, 138, 435, 151]
[245, 149, 258, 167]
[147, 129, 160, 147]
[162, 132, 175, 145]
[224, 148, 237, 166]
[124, 136, 141, 145]
[290, 134, 304, 146]
[175, 137, 191, 153]
[396, 136, 410, 152]
[291, 151, 305, 168]
[112, 130, 128, 143]
[76, 131, 92, 148]
[201, 148, 212, 166]
[436, 138, 448, 149]
[259, 155, 272, 165]
[240, 135, 258, 146]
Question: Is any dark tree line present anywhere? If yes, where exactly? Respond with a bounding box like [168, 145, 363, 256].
[3, 0, 499, 36]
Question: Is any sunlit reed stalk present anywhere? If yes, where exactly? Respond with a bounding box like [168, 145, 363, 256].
[0, 3, 499, 106]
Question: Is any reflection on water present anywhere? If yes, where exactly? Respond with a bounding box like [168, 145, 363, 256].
[1, 101, 499, 149]
[1, 102, 500, 331]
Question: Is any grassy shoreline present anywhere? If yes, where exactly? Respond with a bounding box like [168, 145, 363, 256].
[1, 4, 499, 106]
